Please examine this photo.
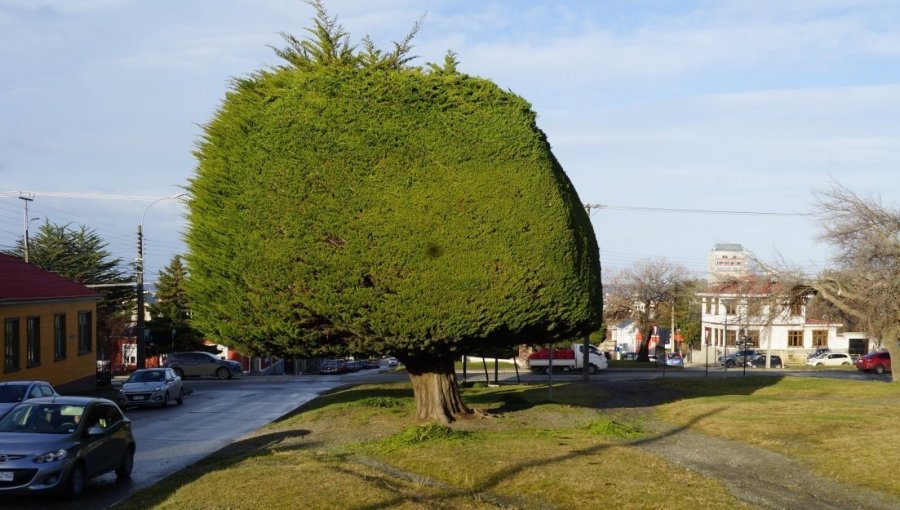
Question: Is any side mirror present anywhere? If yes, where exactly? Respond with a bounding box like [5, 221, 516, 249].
[87, 425, 104, 437]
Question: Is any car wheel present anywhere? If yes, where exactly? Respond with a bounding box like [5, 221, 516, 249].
[842, 362, 850, 366]
[116, 447, 134, 479]
[816, 363, 823, 367]
[176, 388, 184, 405]
[173, 367, 185, 379]
[65, 463, 86, 498]
[216, 367, 230, 380]
[543, 367, 551, 375]
[161, 391, 169, 408]
[875, 364, 885, 374]
[587, 364, 597, 374]
[725, 360, 734, 368]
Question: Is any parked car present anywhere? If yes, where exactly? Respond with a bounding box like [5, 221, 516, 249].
[119, 368, 184, 408]
[163, 351, 243, 380]
[383, 356, 399, 367]
[856, 351, 891, 374]
[620, 352, 638, 361]
[719, 349, 760, 368]
[745, 354, 784, 369]
[319, 359, 348, 374]
[346, 359, 365, 372]
[660, 352, 684, 367]
[806, 352, 854, 367]
[0, 396, 135, 497]
[807, 347, 831, 360]
[0, 381, 58, 418]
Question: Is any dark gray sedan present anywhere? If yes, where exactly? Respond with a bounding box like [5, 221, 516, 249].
[0, 396, 135, 497]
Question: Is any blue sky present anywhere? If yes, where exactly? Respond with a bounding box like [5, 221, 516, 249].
[1, 0, 898, 280]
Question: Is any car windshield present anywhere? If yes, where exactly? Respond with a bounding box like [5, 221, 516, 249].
[128, 370, 166, 383]
[0, 403, 86, 434]
[0, 385, 28, 403]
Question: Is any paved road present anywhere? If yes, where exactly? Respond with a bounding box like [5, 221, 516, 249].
[2, 370, 396, 510]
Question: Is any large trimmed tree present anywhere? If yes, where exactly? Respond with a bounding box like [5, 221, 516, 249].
[186, 2, 602, 423]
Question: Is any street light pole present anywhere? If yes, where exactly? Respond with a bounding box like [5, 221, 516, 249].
[135, 193, 188, 369]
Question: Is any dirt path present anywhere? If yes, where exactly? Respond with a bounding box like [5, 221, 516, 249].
[597, 380, 899, 510]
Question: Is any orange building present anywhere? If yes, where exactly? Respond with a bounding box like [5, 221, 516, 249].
[1, 253, 101, 393]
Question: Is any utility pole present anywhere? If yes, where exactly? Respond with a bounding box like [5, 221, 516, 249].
[582, 202, 600, 381]
[136, 224, 146, 369]
[19, 193, 34, 263]
[135, 193, 189, 369]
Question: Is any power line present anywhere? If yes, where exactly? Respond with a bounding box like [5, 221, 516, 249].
[0, 191, 186, 202]
[584, 203, 812, 217]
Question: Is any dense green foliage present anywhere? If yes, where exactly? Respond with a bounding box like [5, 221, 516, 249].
[146, 255, 205, 353]
[186, 6, 601, 360]
[7, 222, 134, 354]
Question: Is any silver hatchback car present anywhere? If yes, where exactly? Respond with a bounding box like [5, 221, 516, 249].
[0, 396, 135, 497]
[0, 381, 59, 418]
[119, 368, 184, 408]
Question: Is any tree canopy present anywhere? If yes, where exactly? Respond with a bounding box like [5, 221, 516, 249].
[605, 258, 690, 360]
[146, 255, 205, 354]
[809, 185, 900, 381]
[186, 2, 601, 421]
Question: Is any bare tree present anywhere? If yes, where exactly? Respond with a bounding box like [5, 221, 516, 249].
[607, 259, 690, 362]
[809, 185, 900, 381]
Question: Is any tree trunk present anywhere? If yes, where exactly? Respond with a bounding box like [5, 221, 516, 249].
[636, 327, 651, 362]
[403, 354, 473, 425]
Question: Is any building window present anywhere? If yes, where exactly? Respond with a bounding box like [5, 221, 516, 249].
[704, 327, 711, 346]
[748, 330, 760, 347]
[78, 311, 92, 355]
[55, 313, 67, 360]
[724, 300, 736, 315]
[788, 330, 803, 347]
[726, 330, 737, 347]
[789, 298, 803, 316]
[4, 318, 20, 372]
[26, 316, 41, 367]
[812, 330, 828, 347]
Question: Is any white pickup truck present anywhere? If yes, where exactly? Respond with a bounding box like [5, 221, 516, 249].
[527, 344, 609, 374]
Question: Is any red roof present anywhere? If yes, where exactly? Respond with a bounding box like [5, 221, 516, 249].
[0, 253, 101, 303]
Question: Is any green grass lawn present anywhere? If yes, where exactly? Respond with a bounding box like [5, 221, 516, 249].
[113, 377, 897, 509]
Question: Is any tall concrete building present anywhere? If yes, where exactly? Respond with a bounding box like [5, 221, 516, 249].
[707, 243, 748, 283]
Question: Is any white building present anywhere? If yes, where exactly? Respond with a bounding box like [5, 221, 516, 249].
[695, 277, 860, 364]
[606, 320, 639, 354]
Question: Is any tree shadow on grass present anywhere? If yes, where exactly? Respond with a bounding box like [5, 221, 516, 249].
[463, 375, 786, 417]
[347, 407, 729, 510]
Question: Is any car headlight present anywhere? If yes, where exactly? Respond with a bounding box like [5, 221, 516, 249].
[34, 449, 68, 464]
[154, 384, 166, 391]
